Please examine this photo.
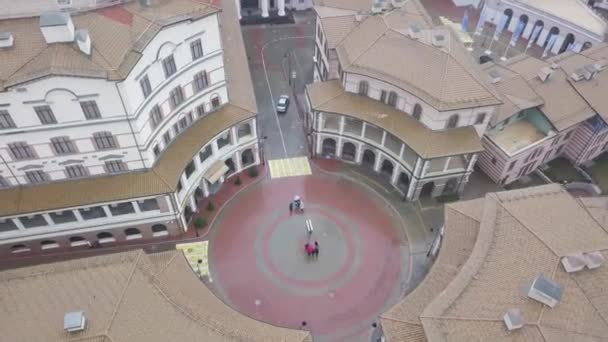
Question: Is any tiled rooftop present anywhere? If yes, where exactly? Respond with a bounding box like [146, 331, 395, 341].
[489, 119, 548, 155]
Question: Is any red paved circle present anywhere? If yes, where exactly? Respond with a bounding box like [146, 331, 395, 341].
[209, 173, 408, 341]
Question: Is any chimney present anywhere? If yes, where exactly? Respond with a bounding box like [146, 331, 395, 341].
[583, 64, 597, 80]
[0, 32, 14, 48]
[594, 58, 607, 72]
[75, 30, 91, 55]
[408, 25, 421, 40]
[39, 12, 75, 44]
[432, 33, 446, 48]
[489, 69, 502, 84]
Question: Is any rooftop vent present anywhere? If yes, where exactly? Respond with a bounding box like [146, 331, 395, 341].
[39, 12, 75, 44]
[571, 67, 587, 82]
[408, 25, 421, 40]
[538, 66, 553, 82]
[561, 253, 586, 273]
[371, 0, 385, 14]
[489, 69, 502, 84]
[64, 311, 86, 333]
[583, 64, 598, 80]
[584, 251, 605, 269]
[355, 13, 364, 22]
[594, 58, 607, 72]
[503, 308, 524, 331]
[527, 274, 562, 308]
[550, 63, 560, 70]
[75, 29, 91, 55]
[432, 34, 446, 47]
[0, 32, 14, 48]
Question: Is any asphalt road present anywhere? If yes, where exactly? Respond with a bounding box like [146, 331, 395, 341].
[241, 12, 316, 161]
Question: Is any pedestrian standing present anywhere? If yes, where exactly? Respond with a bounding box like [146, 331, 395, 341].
[314, 241, 319, 257]
[289, 202, 293, 214]
[306, 243, 314, 257]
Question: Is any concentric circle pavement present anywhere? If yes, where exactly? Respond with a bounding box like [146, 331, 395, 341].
[208, 172, 410, 341]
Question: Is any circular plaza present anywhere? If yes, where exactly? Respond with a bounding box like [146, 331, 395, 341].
[207, 168, 412, 341]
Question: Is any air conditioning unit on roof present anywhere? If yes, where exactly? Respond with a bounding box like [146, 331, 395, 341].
[527, 274, 562, 308]
[584, 251, 605, 269]
[594, 58, 607, 72]
[503, 308, 524, 331]
[538, 67, 553, 83]
[561, 253, 586, 273]
[571, 68, 586, 82]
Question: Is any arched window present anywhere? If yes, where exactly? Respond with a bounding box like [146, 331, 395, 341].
[11, 244, 30, 253]
[238, 123, 252, 138]
[41, 240, 59, 250]
[241, 148, 255, 166]
[69, 236, 88, 247]
[211, 94, 221, 109]
[446, 114, 459, 128]
[412, 103, 422, 120]
[152, 224, 169, 237]
[97, 232, 115, 244]
[358, 81, 369, 96]
[387, 91, 398, 107]
[125, 228, 142, 240]
[475, 113, 487, 125]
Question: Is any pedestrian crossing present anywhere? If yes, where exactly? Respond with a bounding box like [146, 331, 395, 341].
[268, 156, 312, 179]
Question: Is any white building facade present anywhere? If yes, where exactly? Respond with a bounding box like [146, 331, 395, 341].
[309, 0, 502, 200]
[480, 0, 607, 56]
[0, 0, 259, 256]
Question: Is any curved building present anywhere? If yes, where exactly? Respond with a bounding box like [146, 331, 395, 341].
[308, 0, 502, 200]
[0, 0, 260, 256]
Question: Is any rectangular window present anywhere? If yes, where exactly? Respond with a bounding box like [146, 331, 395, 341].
[211, 96, 221, 109]
[162, 55, 177, 78]
[140, 75, 152, 98]
[177, 179, 183, 193]
[507, 160, 517, 171]
[475, 113, 487, 125]
[80, 100, 101, 120]
[551, 136, 561, 146]
[51, 136, 76, 155]
[169, 86, 184, 109]
[217, 131, 231, 149]
[193, 71, 209, 92]
[199, 145, 212, 164]
[8, 142, 34, 160]
[185, 160, 196, 179]
[149, 105, 163, 129]
[173, 123, 180, 136]
[0, 110, 16, 129]
[380, 90, 387, 103]
[565, 130, 574, 140]
[34, 105, 57, 124]
[65, 164, 88, 179]
[93, 131, 117, 150]
[556, 145, 564, 155]
[153, 144, 161, 157]
[0, 175, 9, 188]
[104, 160, 127, 174]
[190, 39, 204, 60]
[25, 170, 48, 184]
[163, 131, 171, 145]
[196, 103, 206, 117]
[179, 116, 189, 130]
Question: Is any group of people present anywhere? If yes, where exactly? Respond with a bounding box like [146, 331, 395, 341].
[305, 241, 320, 257]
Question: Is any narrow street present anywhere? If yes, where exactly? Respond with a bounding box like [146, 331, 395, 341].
[241, 12, 316, 160]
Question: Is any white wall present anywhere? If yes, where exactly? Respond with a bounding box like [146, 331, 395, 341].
[344, 72, 495, 132]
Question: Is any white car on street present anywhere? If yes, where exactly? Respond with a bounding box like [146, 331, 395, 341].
[276, 95, 290, 113]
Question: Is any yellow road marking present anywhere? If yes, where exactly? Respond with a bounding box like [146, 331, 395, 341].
[268, 157, 312, 179]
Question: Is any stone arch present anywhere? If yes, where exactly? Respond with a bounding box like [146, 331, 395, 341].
[224, 157, 236, 174]
[341, 142, 356, 161]
[44, 88, 78, 102]
[152, 224, 167, 233]
[412, 103, 422, 120]
[241, 148, 255, 166]
[420, 182, 435, 198]
[582, 41, 593, 51]
[10, 244, 30, 253]
[443, 178, 459, 195]
[503, 8, 514, 29]
[559, 33, 576, 53]
[97, 232, 113, 239]
[361, 149, 376, 169]
[518, 14, 529, 34]
[530, 20, 544, 43]
[125, 228, 141, 236]
[41, 240, 59, 249]
[380, 159, 394, 179]
[544, 27, 560, 47]
[322, 138, 337, 157]
[397, 172, 410, 192]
